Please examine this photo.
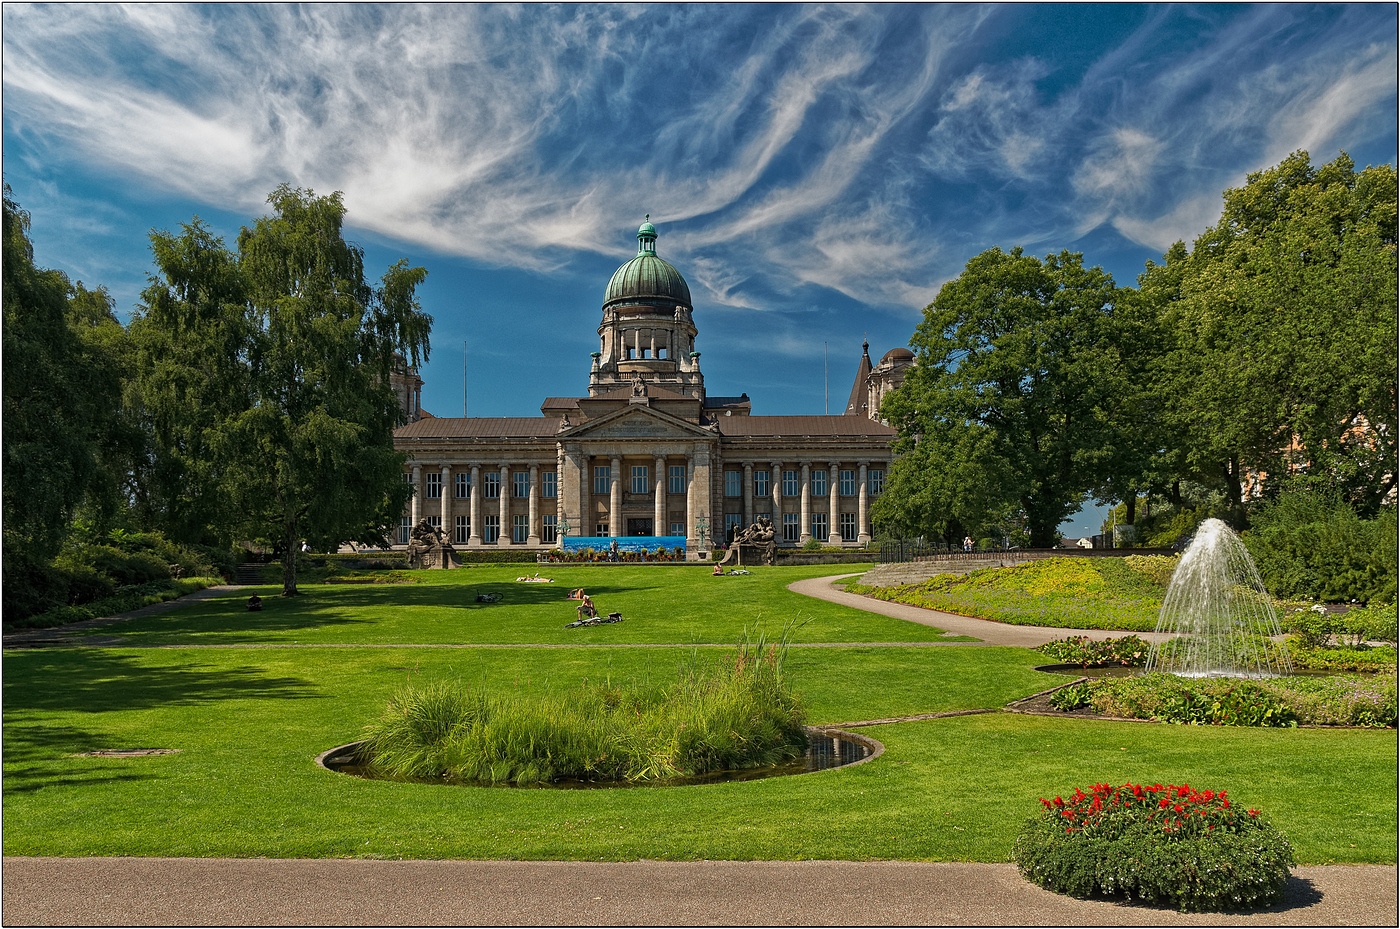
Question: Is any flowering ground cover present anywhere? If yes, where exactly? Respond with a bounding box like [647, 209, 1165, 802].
[848, 557, 1172, 631]
[2, 567, 1395, 864]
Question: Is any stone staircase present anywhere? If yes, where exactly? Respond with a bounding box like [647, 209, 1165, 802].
[234, 563, 269, 587]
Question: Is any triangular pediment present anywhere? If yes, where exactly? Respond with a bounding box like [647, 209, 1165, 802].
[559, 404, 714, 441]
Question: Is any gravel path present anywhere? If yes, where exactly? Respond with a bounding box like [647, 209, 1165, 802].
[3, 858, 1394, 926]
[787, 573, 1177, 647]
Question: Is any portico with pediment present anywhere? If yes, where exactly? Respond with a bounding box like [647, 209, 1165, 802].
[391, 220, 909, 558]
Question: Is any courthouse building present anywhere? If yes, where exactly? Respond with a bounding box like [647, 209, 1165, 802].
[392, 220, 910, 557]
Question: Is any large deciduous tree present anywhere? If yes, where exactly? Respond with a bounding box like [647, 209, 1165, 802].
[1151, 151, 1398, 518]
[875, 248, 1137, 547]
[135, 186, 432, 595]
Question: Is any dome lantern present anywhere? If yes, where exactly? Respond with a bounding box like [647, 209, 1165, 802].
[637, 214, 657, 255]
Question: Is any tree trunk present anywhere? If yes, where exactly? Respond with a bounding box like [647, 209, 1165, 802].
[1170, 480, 1181, 508]
[281, 518, 300, 597]
[1221, 457, 1245, 529]
[1124, 494, 1137, 527]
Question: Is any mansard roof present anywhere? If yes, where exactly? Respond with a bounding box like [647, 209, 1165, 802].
[717, 415, 895, 438]
[395, 417, 560, 439]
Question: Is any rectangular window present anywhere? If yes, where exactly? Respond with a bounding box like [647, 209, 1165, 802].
[725, 470, 741, 497]
[513, 471, 529, 498]
[782, 513, 800, 542]
[868, 468, 885, 495]
[483, 515, 500, 544]
[541, 471, 557, 498]
[512, 514, 528, 543]
[595, 522, 609, 538]
[811, 512, 827, 541]
[484, 471, 501, 498]
[670, 522, 685, 536]
[753, 470, 770, 497]
[839, 470, 856, 496]
[812, 469, 827, 497]
[782, 470, 799, 496]
[840, 512, 857, 542]
[455, 515, 469, 544]
[668, 464, 686, 494]
[455, 473, 470, 498]
[425, 472, 442, 499]
[399, 516, 411, 545]
[724, 512, 744, 540]
[541, 515, 558, 543]
[631, 465, 649, 495]
[594, 465, 611, 496]
[428, 515, 442, 531]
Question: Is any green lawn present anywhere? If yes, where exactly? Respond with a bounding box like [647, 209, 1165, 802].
[4, 565, 1395, 864]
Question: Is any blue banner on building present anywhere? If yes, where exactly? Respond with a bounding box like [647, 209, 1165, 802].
[562, 536, 687, 553]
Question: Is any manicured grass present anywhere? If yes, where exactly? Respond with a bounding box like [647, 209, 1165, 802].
[851, 557, 1171, 631]
[4, 643, 1394, 863]
[96, 564, 965, 646]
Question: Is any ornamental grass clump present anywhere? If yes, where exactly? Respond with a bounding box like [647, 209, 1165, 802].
[1014, 782, 1294, 912]
[359, 630, 807, 785]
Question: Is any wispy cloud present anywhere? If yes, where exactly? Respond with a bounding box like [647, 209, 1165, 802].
[2, 2, 1394, 312]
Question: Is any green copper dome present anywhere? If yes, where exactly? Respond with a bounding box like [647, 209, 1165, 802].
[603, 218, 691, 308]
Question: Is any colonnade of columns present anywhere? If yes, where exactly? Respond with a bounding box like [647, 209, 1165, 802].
[403, 460, 558, 548]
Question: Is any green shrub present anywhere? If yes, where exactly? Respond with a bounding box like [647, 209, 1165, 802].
[1122, 555, 1178, 587]
[1078, 671, 1395, 728]
[71, 545, 171, 586]
[1014, 782, 1294, 911]
[1344, 602, 1399, 644]
[8, 577, 215, 630]
[1287, 643, 1397, 674]
[1036, 635, 1152, 668]
[1245, 492, 1397, 603]
[361, 632, 807, 784]
[1048, 682, 1093, 711]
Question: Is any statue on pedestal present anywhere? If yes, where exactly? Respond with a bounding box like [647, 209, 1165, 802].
[406, 519, 460, 569]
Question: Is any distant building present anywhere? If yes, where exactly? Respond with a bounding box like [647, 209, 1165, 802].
[390, 220, 912, 557]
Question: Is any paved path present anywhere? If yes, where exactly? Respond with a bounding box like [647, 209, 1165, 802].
[1, 585, 242, 649]
[3, 858, 1393, 926]
[788, 574, 1176, 647]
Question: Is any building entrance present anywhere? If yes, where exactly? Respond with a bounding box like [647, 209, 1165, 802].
[627, 518, 654, 537]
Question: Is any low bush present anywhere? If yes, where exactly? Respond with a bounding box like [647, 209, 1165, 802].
[1048, 682, 1093, 711]
[1076, 671, 1396, 728]
[1036, 635, 1152, 668]
[360, 631, 807, 784]
[1013, 782, 1294, 911]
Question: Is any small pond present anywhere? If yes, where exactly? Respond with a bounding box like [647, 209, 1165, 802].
[318, 727, 880, 789]
[1035, 663, 1376, 679]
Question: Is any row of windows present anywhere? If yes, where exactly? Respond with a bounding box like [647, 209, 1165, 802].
[415, 470, 561, 500]
[766, 512, 860, 542]
[415, 467, 887, 501]
[729, 469, 884, 498]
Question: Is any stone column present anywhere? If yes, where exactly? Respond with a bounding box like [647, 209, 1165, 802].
[743, 462, 753, 527]
[579, 452, 591, 540]
[685, 455, 696, 555]
[527, 464, 540, 546]
[441, 465, 452, 532]
[858, 461, 870, 544]
[468, 465, 482, 545]
[828, 461, 841, 544]
[770, 460, 782, 526]
[799, 462, 811, 544]
[498, 462, 511, 546]
[692, 444, 713, 556]
[410, 464, 422, 526]
[610, 455, 623, 538]
[654, 456, 666, 537]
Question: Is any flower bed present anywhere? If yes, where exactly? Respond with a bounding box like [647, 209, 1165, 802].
[1036, 635, 1151, 668]
[1047, 671, 1397, 728]
[1013, 782, 1294, 911]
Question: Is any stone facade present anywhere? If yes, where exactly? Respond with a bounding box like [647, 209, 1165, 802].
[392, 221, 910, 558]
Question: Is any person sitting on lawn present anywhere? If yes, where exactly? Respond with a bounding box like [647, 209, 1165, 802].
[712, 562, 724, 576]
[576, 594, 596, 620]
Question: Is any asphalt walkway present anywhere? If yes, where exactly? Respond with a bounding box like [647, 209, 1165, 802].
[3, 858, 1395, 926]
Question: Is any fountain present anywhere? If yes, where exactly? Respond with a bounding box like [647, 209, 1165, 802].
[1145, 518, 1292, 678]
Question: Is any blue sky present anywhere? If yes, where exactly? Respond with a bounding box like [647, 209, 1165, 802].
[3, 4, 1395, 536]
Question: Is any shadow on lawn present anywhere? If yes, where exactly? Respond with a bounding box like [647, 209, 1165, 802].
[2, 720, 164, 795]
[3, 650, 320, 714]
